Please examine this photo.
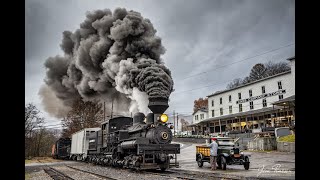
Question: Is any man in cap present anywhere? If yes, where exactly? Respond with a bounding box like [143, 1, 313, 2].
[207, 137, 218, 170]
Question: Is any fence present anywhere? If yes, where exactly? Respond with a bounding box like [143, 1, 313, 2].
[277, 141, 295, 152]
[247, 137, 277, 151]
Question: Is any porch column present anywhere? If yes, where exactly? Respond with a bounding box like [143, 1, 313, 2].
[219, 119, 222, 134]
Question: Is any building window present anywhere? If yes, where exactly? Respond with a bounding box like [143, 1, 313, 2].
[278, 81, 282, 90]
[220, 108, 223, 116]
[249, 90, 252, 97]
[211, 110, 214, 117]
[279, 94, 283, 100]
[229, 95, 232, 102]
[239, 104, 242, 112]
[211, 100, 214, 107]
[238, 93, 241, 100]
[250, 101, 254, 110]
[263, 99, 267, 107]
[220, 97, 222, 104]
[229, 106, 232, 114]
[262, 86, 266, 94]
[200, 114, 204, 119]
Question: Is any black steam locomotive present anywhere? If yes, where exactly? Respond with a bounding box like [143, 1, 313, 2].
[83, 98, 180, 171]
[52, 138, 71, 159]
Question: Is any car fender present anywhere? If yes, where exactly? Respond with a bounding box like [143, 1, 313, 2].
[243, 155, 250, 162]
[196, 153, 203, 160]
[219, 153, 229, 158]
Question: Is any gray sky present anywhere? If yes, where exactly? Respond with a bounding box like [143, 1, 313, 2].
[25, 0, 295, 128]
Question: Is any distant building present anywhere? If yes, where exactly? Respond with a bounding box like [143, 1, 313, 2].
[192, 108, 209, 135]
[189, 56, 295, 135]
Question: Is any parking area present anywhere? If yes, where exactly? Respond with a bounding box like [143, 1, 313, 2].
[173, 142, 295, 179]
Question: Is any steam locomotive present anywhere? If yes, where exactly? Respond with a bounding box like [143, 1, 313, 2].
[51, 137, 71, 159]
[68, 97, 180, 171]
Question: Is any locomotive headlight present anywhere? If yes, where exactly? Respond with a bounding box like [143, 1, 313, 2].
[230, 150, 234, 155]
[160, 114, 168, 123]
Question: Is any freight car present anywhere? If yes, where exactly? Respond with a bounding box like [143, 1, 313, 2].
[70, 97, 180, 171]
[51, 138, 71, 159]
[70, 128, 101, 161]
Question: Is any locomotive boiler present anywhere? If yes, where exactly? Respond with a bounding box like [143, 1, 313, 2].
[80, 97, 180, 171]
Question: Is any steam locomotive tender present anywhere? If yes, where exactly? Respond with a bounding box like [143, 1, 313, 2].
[86, 98, 180, 171]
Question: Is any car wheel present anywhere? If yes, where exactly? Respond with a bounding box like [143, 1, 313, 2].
[197, 157, 203, 167]
[244, 156, 250, 170]
[160, 167, 167, 172]
[221, 156, 227, 170]
[217, 159, 222, 169]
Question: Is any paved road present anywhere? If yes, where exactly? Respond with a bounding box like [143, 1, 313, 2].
[172, 142, 295, 179]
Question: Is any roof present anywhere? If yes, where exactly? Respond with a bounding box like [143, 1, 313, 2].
[207, 71, 291, 97]
[188, 106, 282, 126]
[287, 56, 295, 61]
[272, 95, 295, 106]
[192, 108, 208, 115]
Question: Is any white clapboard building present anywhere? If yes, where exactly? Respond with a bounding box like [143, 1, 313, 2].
[190, 56, 295, 135]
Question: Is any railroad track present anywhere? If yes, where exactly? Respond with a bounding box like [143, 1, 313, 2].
[38, 159, 237, 180]
[65, 165, 118, 180]
[37, 159, 117, 180]
[43, 166, 74, 180]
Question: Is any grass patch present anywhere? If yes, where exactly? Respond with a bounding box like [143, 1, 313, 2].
[25, 156, 62, 164]
[278, 134, 295, 142]
[25, 159, 36, 164]
[25, 173, 31, 179]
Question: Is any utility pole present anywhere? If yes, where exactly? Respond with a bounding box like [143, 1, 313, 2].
[103, 101, 105, 122]
[173, 110, 175, 137]
[177, 113, 179, 135]
[111, 98, 114, 119]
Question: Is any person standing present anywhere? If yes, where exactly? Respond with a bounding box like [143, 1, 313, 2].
[207, 137, 218, 170]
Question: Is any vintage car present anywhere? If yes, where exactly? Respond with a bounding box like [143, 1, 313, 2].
[196, 137, 250, 170]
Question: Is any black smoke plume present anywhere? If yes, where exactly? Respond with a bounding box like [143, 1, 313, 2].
[39, 8, 174, 117]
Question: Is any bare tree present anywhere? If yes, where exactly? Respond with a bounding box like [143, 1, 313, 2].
[25, 103, 59, 158]
[61, 99, 104, 138]
[226, 78, 243, 89]
[225, 61, 290, 89]
[265, 61, 290, 76]
[25, 103, 44, 137]
[248, 63, 267, 81]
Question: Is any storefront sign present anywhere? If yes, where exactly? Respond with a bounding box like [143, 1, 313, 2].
[236, 89, 286, 104]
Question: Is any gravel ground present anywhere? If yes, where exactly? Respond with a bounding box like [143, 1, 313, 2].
[25, 142, 295, 180]
[26, 169, 52, 180]
[53, 165, 104, 180]
[70, 163, 172, 180]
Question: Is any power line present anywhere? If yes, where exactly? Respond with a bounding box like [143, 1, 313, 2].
[176, 43, 294, 81]
[171, 58, 291, 97]
[172, 75, 248, 94]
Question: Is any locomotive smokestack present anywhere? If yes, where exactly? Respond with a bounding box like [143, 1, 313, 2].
[148, 97, 169, 114]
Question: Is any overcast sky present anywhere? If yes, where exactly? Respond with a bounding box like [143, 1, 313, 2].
[25, 0, 295, 128]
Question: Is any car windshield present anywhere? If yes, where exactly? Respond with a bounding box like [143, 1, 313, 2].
[217, 139, 235, 146]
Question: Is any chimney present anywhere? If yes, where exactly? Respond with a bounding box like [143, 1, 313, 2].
[148, 97, 169, 114]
